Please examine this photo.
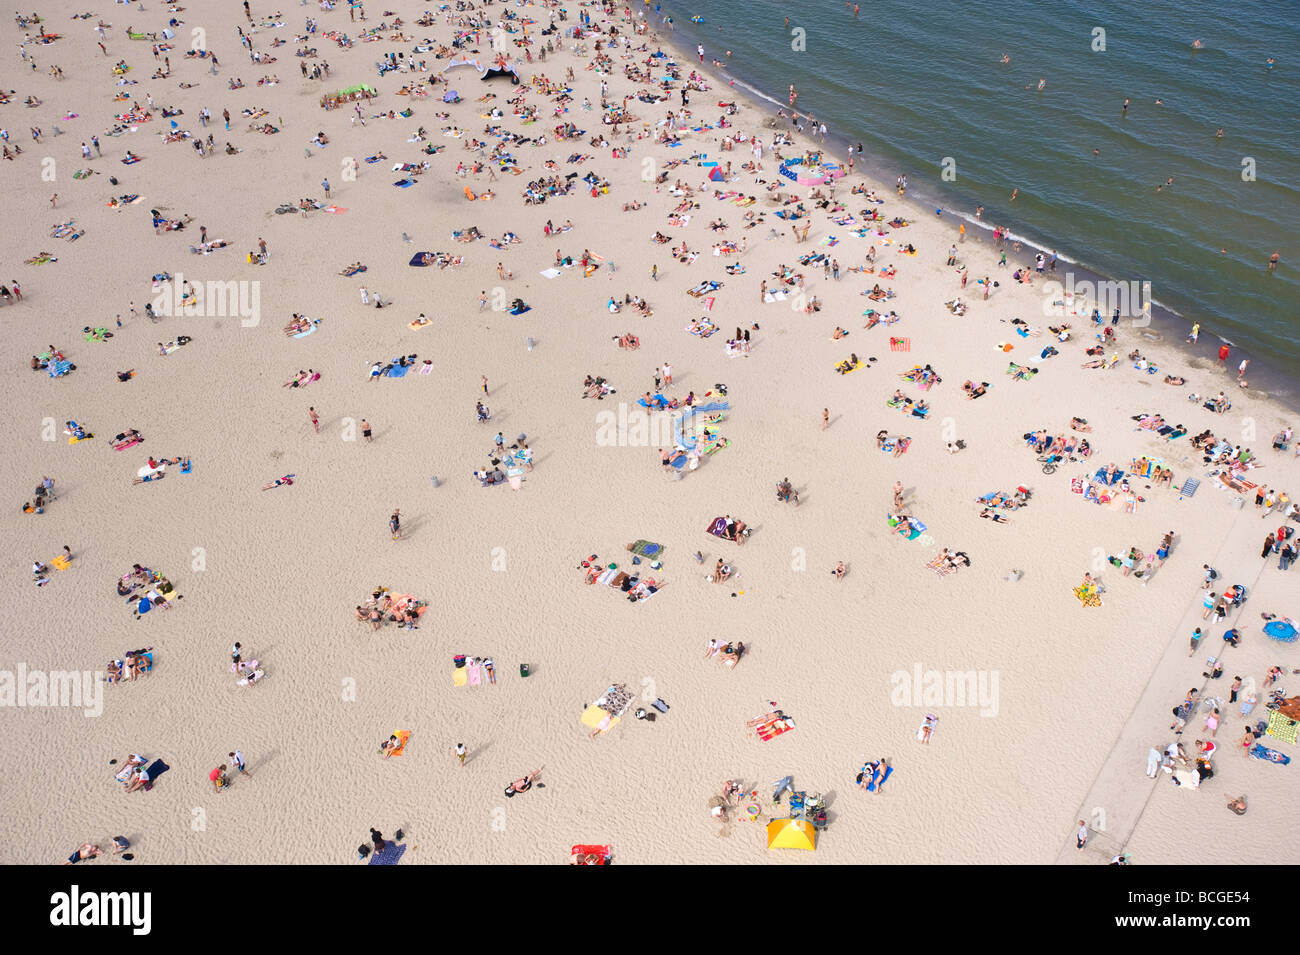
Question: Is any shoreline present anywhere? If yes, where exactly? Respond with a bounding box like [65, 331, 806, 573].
[651, 19, 1299, 412]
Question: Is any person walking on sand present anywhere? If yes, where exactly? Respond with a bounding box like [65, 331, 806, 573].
[456, 742, 467, 766]
[893, 481, 904, 510]
[361, 419, 372, 442]
[481, 374, 489, 396]
[308, 407, 319, 433]
[662, 362, 673, 386]
[229, 750, 252, 779]
[1238, 359, 1249, 380]
[390, 509, 402, 540]
[821, 408, 829, 431]
[1076, 820, 1088, 851]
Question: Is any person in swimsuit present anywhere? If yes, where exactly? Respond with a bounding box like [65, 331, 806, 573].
[65, 843, 102, 864]
[504, 768, 542, 797]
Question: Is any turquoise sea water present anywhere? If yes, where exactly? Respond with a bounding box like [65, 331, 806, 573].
[653, 0, 1299, 377]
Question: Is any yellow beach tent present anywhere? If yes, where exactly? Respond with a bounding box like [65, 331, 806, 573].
[766, 819, 816, 850]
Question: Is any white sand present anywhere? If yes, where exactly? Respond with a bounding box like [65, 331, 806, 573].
[1, 1, 1297, 866]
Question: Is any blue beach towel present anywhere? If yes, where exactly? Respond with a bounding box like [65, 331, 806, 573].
[393, 178, 415, 188]
[367, 842, 408, 865]
[864, 764, 893, 792]
[385, 363, 410, 378]
[1264, 620, 1299, 643]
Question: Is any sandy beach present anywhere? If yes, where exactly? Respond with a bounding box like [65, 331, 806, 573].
[2, 0, 1298, 867]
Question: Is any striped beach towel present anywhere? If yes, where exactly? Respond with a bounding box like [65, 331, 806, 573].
[890, 337, 910, 352]
[1266, 709, 1299, 745]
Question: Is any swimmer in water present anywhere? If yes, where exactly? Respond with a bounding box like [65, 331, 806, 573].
[1155, 98, 1164, 106]
[1092, 148, 1100, 157]
[1009, 188, 1018, 201]
[1266, 57, 1274, 70]
[1216, 128, 1223, 138]
[1122, 97, 1130, 115]
[999, 54, 1010, 64]
[1036, 78, 1046, 91]
[1192, 39, 1203, 49]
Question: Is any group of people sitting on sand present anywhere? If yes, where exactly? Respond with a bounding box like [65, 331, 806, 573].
[106, 646, 153, 684]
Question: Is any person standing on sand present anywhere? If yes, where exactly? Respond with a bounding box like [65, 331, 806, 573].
[229, 750, 252, 779]
[821, 408, 829, 431]
[481, 375, 489, 396]
[390, 509, 402, 540]
[1076, 820, 1088, 851]
[893, 481, 904, 510]
[456, 742, 467, 766]
[361, 419, 372, 442]
[308, 407, 319, 433]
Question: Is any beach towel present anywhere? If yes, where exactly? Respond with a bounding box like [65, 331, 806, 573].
[389, 730, 412, 756]
[1266, 710, 1299, 745]
[367, 842, 408, 865]
[143, 759, 170, 787]
[1073, 585, 1102, 607]
[539, 267, 562, 279]
[890, 337, 910, 352]
[509, 304, 531, 315]
[758, 718, 795, 741]
[864, 764, 892, 792]
[1264, 620, 1299, 643]
[1249, 744, 1291, 765]
[581, 704, 620, 735]
[293, 324, 317, 339]
[468, 660, 482, 685]
[629, 540, 665, 558]
[453, 666, 468, 687]
[51, 555, 71, 571]
[763, 289, 788, 303]
[385, 363, 410, 378]
[393, 178, 416, 188]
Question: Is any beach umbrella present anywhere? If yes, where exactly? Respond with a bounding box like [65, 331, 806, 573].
[766, 818, 816, 850]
